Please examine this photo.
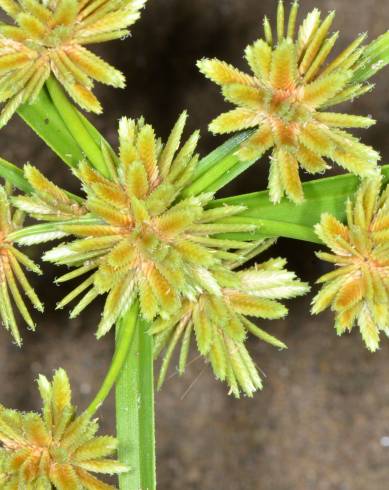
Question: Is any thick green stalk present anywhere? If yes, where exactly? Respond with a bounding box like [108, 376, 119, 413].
[45, 77, 109, 176]
[85, 303, 139, 417]
[116, 302, 156, 490]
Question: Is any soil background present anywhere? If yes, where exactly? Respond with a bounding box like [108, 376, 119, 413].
[1, 1, 389, 489]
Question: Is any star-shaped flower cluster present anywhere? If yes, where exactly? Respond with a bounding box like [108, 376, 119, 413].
[0, 0, 147, 125]
[0, 368, 127, 488]
[198, 1, 383, 203]
[312, 176, 389, 351]
[0, 184, 43, 345]
[21, 113, 261, 338]
[153, 243, 309, 397]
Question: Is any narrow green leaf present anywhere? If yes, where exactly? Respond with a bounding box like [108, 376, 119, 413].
[214, 216, 321, 244]
[211, 165, 389, 243]
[18, 88, 84, 168]
[0, 158, 32, 194]
[182, 130, 254, 197]
[204, 157, 256, 194]
[352, 31, 389, 83]
[45, 77, 109, 176]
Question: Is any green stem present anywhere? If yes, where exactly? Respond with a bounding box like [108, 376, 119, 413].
[45, 77, 109, 176]
[85, 303, 139, 417]
[116, 302, 156, 490]
[138, 317, 156, 489]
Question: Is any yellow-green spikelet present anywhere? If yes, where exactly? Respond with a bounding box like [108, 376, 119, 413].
[153, 243, 309, 398]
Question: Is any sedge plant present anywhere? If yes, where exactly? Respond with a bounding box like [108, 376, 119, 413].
[0, 1, 388, 489]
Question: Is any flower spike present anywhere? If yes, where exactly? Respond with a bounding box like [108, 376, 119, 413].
[0, 0, 148, 126]
[23, 113, 261, 337]
[0, 185, 43, 345]
[0, 368, 127, 488]
[153, 241, 309, 398]
[12, 164, 86, 221]
[197, 1, 387, 203]
[312, 176, 389, 351]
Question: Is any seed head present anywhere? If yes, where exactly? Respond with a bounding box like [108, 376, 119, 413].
[23, 113, 260, 337]
[153, 241, 309, 397]
[198, 1, 385, 203]
[0, 368, 127, 488]
[312, 176, 389, 351]
[0, 0, 147, 125]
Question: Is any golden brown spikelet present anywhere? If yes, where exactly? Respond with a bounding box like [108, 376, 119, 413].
[312, 176, 389, 351]
[0, 368, 127, 488]
[0, 0, 148, 126]
[198, 1, 387, 203]
[0, 185, 44, 345]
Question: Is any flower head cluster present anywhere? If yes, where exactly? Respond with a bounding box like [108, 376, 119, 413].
[0, 0, 147, 125]
[312, 177, 389, 351]
[0, 368, 127, 488]
[21, 113, 260, 338]
[0, 185, 43, 345]
[198, 1, 383, 203]
[153, 241, 309, 397]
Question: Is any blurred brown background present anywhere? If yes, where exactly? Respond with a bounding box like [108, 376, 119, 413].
[1, 1, 389, 489]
